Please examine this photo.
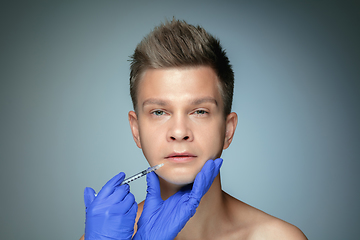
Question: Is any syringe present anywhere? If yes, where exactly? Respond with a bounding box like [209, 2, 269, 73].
[120, 163, 164, 185]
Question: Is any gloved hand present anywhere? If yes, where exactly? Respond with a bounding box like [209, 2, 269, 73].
[133, 158, 223, 240]
[84, 172, 138, 240]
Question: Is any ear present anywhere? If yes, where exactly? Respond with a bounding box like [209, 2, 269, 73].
[223, 112, 238, 149]
[128, 111, 142, 149]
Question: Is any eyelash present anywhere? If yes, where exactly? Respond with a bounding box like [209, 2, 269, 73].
[150, 109, 209, 117]
[193, 109, 208, 115]
[151, 110, 166, 116]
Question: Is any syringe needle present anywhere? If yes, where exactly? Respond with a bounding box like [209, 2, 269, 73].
[120, 163, 164, 186]
[146, 163, 164, 173]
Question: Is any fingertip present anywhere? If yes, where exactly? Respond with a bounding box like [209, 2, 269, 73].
[202, 159, 215, 171]
[117, 171, 126, 183]
[111, 171, 127, 186]
[84, 187, 96, 195]
[84, 187, 96, 207]
[212, 158, 223, 180]
[146, 171, 158, 184]
[106, 171, 127, 187]
[214, 158, 223, 168]
[119, 182, 130, 192]
[146, 172, 160, 190]
[97, 171, 126, 199]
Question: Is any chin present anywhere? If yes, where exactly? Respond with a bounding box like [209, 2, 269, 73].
[158, 172, 196, 186]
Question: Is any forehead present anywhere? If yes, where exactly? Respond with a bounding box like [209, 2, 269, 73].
[137, 66, 223, 106]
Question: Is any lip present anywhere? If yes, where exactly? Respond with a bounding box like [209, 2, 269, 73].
[165, 151, 197, 162]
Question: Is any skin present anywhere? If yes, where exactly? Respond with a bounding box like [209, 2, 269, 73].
[80, 66, 307, 240]
[129, 66, 307, 239]
[128, 66, 236, 197]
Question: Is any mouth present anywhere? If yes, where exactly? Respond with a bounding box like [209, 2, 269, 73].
[165, 152, 197, 162]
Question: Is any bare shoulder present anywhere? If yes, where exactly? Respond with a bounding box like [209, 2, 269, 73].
[247, 216, 307, 240]
[223, 192, 307, 240]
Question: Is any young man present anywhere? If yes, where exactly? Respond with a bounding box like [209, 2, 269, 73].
[81, 19, 307, 239]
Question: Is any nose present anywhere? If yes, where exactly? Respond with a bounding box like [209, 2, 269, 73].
[167, 115, 194, 142]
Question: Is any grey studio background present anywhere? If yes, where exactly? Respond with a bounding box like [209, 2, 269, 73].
[1, 0, 359, 239]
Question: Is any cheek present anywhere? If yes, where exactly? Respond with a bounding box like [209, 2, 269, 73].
[197, 123, 226, 155]
[138, 123, 164, 162]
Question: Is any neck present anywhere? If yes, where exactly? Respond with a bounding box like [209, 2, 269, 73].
[159, 173, 229, 239]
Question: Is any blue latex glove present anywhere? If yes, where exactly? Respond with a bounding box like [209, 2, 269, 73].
[133, 158, 223, 240]
[84, 172, 138, 240]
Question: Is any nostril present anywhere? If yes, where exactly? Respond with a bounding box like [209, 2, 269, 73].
[169, 134, 191, 141]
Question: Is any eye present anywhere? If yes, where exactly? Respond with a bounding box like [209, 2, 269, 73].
[151, 110, 165, 116]
[194, 109, 208, 115]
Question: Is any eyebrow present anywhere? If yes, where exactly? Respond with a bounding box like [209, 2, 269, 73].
[142, 98, 168, 108]
[190, 97, 218, 106]
[142, 97, 218, 108]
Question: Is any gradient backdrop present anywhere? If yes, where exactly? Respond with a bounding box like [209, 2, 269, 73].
[1, 0, 359, 239]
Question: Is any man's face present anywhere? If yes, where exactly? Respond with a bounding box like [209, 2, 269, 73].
[129, 66, 237, 186]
